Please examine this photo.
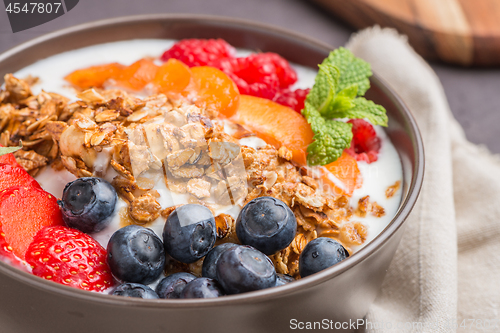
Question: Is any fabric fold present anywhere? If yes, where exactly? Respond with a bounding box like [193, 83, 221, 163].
[346, 26, 459, 332]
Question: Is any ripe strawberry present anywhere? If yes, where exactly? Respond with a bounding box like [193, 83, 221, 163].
[0, 185, 64, 259]
[0, 163, 40, 192]
[161, 39, 236, 67]
[345, 119, 381, 163]
[26, 226, 115, 292]
[0, 144, 19, 167]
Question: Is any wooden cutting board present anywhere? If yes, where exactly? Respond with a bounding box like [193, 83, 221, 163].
[310, 0, 500, 66]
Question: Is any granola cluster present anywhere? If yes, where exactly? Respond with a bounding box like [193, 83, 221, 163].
[0, 74, 383, 279]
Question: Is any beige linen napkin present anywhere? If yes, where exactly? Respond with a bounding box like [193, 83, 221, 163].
[346, 27, 500, 333]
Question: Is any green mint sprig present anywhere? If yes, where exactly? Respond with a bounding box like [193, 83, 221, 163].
[302, 47, 388, 166]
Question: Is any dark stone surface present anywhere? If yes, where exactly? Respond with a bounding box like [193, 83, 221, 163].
[1, 0, 498, 153]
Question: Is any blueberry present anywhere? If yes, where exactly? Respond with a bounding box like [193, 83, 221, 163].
[107, 225, 165, 284]
[155, 272, 196, 299]
[299, 237, 349, 278]
[275, 273, 295, 287]
[180, 277, 224, 299]
[58, 177, 117, 234]
[163, 204, 216, 264]
[111, 283, 159, 299]
[201, 243, 239, 280]
[236, 197, 296, 255]
[216, 245, 276, 294]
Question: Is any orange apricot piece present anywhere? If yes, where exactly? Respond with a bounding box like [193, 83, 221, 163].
[191, 66, 240, 118]
[151, 59, 192, 94]
[320, 152, 362, 196]
[230, 95, 313, 165]
[64, 63, 124, 89]
[113, 58, 159, 91]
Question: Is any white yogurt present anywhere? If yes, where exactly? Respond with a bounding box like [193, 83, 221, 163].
[16, 39, 402, 254]
[350, 126, 402, 250]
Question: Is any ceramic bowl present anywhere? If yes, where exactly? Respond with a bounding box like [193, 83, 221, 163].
[0, 14, 424, 333]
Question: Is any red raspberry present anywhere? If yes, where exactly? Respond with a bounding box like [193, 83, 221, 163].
[273, 88, 310, 113]
[26, 226, 115, 292]
[233, 53, 296, 89]
[214, 52, 297, 99]
[214, 57, 278, 98]
[258, 53, 297, 88]
[161, 39, 236, 67]
[345, 119, 381, 163]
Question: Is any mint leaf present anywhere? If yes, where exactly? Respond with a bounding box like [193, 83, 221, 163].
[327, 84, 358, 114]
[0, 145, 21, 156]
[306, 63, 339, 113]
[302, 103, 352, 166]
[328, 47, 372, 95]
[323, 97, 388, 126]
[301, 47, 387, 165]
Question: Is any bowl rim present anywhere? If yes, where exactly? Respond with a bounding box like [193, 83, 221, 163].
[0, 13, 424, 307]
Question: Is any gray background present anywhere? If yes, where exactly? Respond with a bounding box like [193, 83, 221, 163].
[1, 0, 499, 153]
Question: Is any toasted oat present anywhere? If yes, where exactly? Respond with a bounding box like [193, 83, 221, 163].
[77, 89, 104, 103]
[90, 123, 116, 146]
[4, 74, 32, 102]
[340, 222, 367, 246]
[214, 180, 231, 205]
[95, 109, 119, 122]
[112, 176, 137, 202]
[215, 213, 234, 239]
[295, 183, 325, 210]
[355, 195, 385, 218]
[355, 196, 370, 218]
[386, 180, 401, 198]
[301, 176, 319, 190]
[110, 159, 134, 180]
[13, 150, 48, 172]
[371, 202, 385, 217]
[129, 192, 161, 223]
[209, 141, 240, 166]
[166, 148, 195, 170]
[170, 165, 204, 178]
[161, 205, 182, 219]
[291, 233, 307, 255]
[166, 176, 188, 194]
[45, 121, 68, 141]
[278, 146, 293, 161]
[187, 178, 211, 199]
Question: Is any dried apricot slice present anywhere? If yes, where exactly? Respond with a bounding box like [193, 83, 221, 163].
[151, 59, 192, 94]
[230, 95, 313, 165]
[113, 58, 159, 91]
[191, 66, 240, 118]
[320, 152, 362, 196]
[65, 63, 124, 89]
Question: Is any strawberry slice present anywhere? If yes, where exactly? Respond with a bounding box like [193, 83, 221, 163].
[0, 163, 40, 192]
[26, 226, 115, 292]
[0, 229, 29, 271]
[0, 186, 64, 259]
[0, 144, 19, 167]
